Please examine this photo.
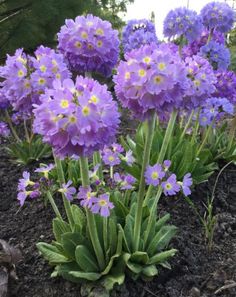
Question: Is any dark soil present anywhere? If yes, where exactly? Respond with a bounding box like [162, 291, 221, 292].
[0, 143, 236, 297]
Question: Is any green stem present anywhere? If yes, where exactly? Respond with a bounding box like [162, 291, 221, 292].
[133, 114, 156, 251]
[144, 110, 178, 206]
[53, 154, 74, 228]
[143, 186, 163, 248]
[179, 110, 194, 143]
[103, 217, 108, 263]
[196, 123, 212, 156]
[4, 110, 21, 142]
[79, 156, 106, 270]
[24, 119, 30, 143]
[124, 190, 131, 207]
[46, 191, 63, 220]
[191, 108, 200, 145]
[93, 151, 103, 181]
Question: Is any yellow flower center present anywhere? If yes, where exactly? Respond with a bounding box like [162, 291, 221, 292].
[75, 41, 82, 48]
[40, 65, 47, 72]
[138, 69, 146, 77]
[97, 40, 103, 47]
[96, 28, 104, 36]
[52, 59, 57, 66]
[99, 199, 107, 206]
[143, 56, 151, 64]
[60, 99, 69, 108]
[17, 70, 25, 77]
[56, 73, 61, 79]
[82, 106, 90, 116]
[194, 80, 201, 87]
[154, 75, 163, 84]
[24, 81, 31, 89]
[69, 115, 77, 123]
[151, 171, 159, 180]
[87, 44, 93, 50]
[81, 31, 88, 39]
[158, 62, 166, 71]
[165, 183, 172, 190]
[87, 21, 93, 27]
[125, 72, 130, 79]
[38, 78, 46, 85]
[108, 156, 114, 162]
[89, 95, 99, 104]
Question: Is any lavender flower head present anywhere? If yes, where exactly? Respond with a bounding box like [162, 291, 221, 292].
[90, 193, 114, 217]
[30, 45, 71, 103]
[183, 55, 216, 109]
[200, 2, 235, 33]
[214, 70, 236, 105]
[161, 174, 181, 196]
[163, 7, 203, 42]
[0, 49, 32, 112]
[33, 76, 120, 158]
[57, 14, 120, 77]
[200, 41, 230, 70]
[145, 163, 165, 186]
[0, 121, 10, 138]
[102, 149, 121, 166]
[122, 19, 158, 53]
[114, 43, 188, 120]
[78, 186, 96, 209]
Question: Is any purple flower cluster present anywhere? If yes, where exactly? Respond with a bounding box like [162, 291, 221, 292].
[145, 161, 192, 197]
[57, 14, 120, 77]
[114, 43, 188, 120]
[200, 41, 230, 70]
[163, 7, 203, 42]
[30, 45, 71, 103]
[0, 121, 10, 138]
[113, 173, 136, 190]
[183, 55, 216, 109]
[122, 19, 158, 53]
[17, 171, 41, 206]
[183, 30, 225, 57]
[78, 186, 114, 217]
[102, 143, 135, 167]
[33, 77, 120, 158]
[214, 71, 236, 104]
[200, 1, 235, 33]
[199, 97, 234, 127]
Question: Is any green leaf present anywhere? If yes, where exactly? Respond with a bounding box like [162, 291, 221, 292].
[53, 218, 71, 243]
[108, 218, 118, 256]
[130, 252, 149, 265]
[148, 249, 177, 265]
[61, 232, 85, 260]
[37, 242, 69, 264]
[142, 265, 158, 277]
[69, 271, 101, 281]
[70, 205, 86, 233]
[147, 225, 177, 255]
[118, 224, 131, 253]
[126, 261, 142, 274]
[75, 245, 99, 272]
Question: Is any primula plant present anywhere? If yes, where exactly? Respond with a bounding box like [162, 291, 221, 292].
[12, 1, 236, 296]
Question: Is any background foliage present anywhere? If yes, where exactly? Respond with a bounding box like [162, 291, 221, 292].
[0, 0, 133, 61]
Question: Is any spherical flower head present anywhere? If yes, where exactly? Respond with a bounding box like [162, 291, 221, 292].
[90, 193, 114, 217]
[200, 41, 230, 70]
[33, 76, 120, 158]
[78, 186, 96, 208]
[163, 7, 203, 42]
[122, 19, 158, 53]
[114, 43, 188, 120]
[58, 180, 76, 201]
[30, 45, 71, 104]
[200, 2, 235, 33]
[145, 163, 165, 186]
[214, 70, 236, 104]
[102, 149, 120, 167]
[161, 174, 181, 196]
[0, 121, 10, 138]
[57, 14, 120, 77]
[183, 55, 216, 109]
[0, 48, 33, 112]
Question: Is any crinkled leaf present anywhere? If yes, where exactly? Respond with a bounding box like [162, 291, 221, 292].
[52, 218, 71, 243]
[75, 245, 99, 272]
[37, 242, 69, 264]
[61, 232, 85, 260]
[148, 249, 177, 265]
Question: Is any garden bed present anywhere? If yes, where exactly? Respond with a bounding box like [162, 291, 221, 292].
[1, 144, 236, 297]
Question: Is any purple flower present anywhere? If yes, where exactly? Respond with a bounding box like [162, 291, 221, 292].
[77, 186, 96, 208]
[57, 14, 120, 77]
[111, 143, 124, 153]
[162, 174, 181, 196]
[200, 2, 235, 33]
[122, 19, 158, 53]
[18, 171, 35, 190]
[163, 7, 203, 42]
[114, 173, 136, 190]
[58, 180, 76, 201]
[145, 164, 165, 186]
[89, 164, 101, 185]
[35, 164, 55, 179]
[33, 76, 120, 158]
[163, 160, 171, 171]
[122, 150, 135, 166]
[200, 41, 230, 70]
[114, 43, 188, 120]
[90, 193, 114, 217]
[180, 173, 192, 196]
[0, 122, 10, 138]
[214, 70, 236, 105]
[183, 55, 216, 110]
[17, 189, 41, 206]
[102, 149, 120, 166]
